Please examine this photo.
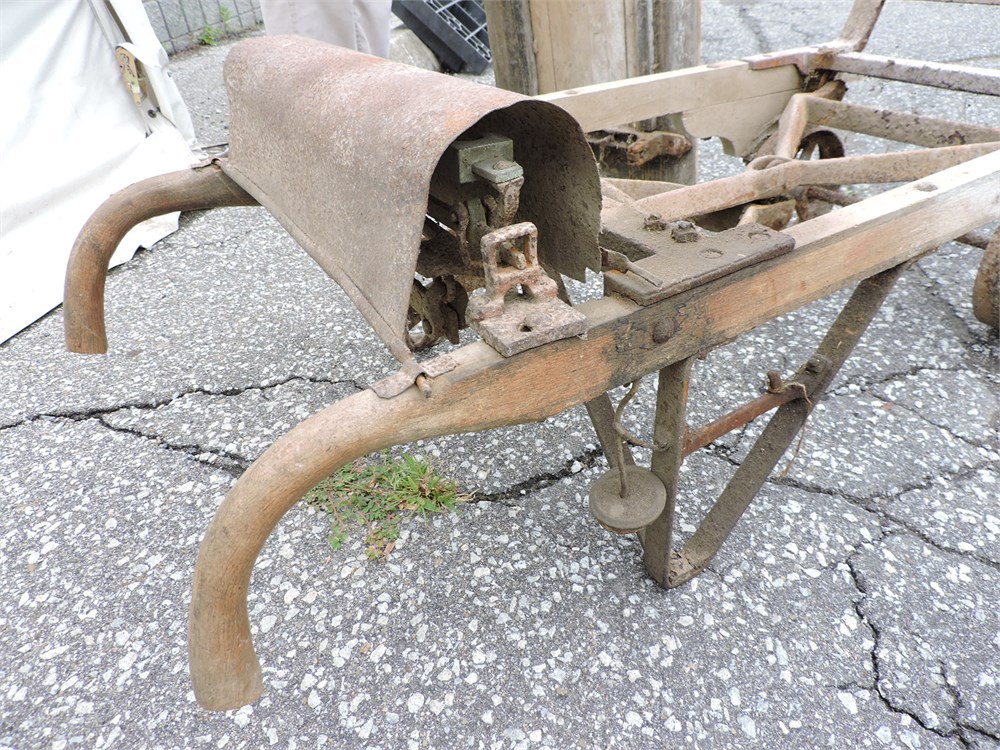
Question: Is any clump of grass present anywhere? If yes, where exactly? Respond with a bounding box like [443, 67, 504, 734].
[306, 452, 471, 560]
[197, 25, 219, 46]
[197, 5, 233, 46]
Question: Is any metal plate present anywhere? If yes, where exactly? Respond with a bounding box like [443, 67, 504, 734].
[602, 219, 795, 306]
[589, 466, 667, 535]
[222, 36, 601, 363]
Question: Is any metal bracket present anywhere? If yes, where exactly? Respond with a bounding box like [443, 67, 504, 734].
[115, 46, 145, 105]
[441, 133, 522, 185]
[466, 222, 587, 357]
[603, 222, 796, 305]
[587, 127, 693, 168]
[370, 354, 458, 399]
[638, 264, 908, 588]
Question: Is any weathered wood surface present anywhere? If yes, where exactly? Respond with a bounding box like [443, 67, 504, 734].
[64, 164, 257, 354]
[486, 0, 701, 180]
[606, 142, 1000, 228]
[486, 0, 700, 95]
[482, 0, 537, 95]
[539, 61, 803, 156]
[189, 149, 1000, 709]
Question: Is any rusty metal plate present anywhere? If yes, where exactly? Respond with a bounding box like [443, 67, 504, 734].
[221, 36, 601, 363]
[465, 221, 587, 357]
[472, 296, 587, 357]
[602, 218, 795, 306]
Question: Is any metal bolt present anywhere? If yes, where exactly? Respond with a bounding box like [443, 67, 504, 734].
[644, 214, 668, 232]
[671, 220, 699, 243]
[415, 374, 433, 398]
[805, 355, 829, 374]
[652, 319, 677, 343]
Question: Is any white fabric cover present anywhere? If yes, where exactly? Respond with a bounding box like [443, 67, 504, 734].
[0, 0, 197, 344]
[260, 0, 391, 57]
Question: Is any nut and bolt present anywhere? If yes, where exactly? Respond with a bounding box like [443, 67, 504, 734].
[671, 220, 699, 243]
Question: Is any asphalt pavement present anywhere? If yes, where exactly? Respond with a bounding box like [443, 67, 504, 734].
[1, 1, 999, 748]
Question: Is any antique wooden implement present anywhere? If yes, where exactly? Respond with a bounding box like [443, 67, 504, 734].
[64, 0, 1000, 710]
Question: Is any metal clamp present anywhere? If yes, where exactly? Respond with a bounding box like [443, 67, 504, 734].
[466, 222, 587, 357]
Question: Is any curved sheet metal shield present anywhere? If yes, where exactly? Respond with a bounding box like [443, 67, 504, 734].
[223, 36, 601, 362]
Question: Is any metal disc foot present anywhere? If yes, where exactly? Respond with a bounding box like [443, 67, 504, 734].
[589, 466, 667, 535]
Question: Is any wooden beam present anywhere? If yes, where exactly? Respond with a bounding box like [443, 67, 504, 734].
[483, 0, 538, 95]
[828, 52, 1000, 96]
[488, 0, 704, 180]
[538, 60, 802, 138]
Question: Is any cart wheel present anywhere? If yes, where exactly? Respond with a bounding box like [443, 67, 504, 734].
[972, 228, 999, 330]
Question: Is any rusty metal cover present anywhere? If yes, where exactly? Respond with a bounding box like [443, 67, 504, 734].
[222, 36, 601, 362]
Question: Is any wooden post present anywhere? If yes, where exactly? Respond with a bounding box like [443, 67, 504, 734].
[651, 0, 700, 183]
[484, 0, 701, 183]
[483, 0, 538, 96]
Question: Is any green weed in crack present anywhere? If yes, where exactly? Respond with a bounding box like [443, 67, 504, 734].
[306, 452, 472, 560]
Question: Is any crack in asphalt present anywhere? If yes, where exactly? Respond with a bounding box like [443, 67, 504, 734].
[844, 551, 971, 748]
[0, 374, 365, 434]
[831, 363, 969, 395]
[940, 661, 966, 738]
[94, 415, 249, 477]
[846, 544, 1000, 746]
[775, 460, 988, 508]
[878, 504, 1000, 575]
[6, 352, 995, 742]
[471, 448, 605, 508]
[775, 462, 1000, 572]
[864, 390, 997, 451]
[962, 726, 1000, 746]
[0, 373, 366, 479]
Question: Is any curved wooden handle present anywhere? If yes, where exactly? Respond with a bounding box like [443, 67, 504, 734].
[64, 162, 257, 354]
[188, 386, 459, 709]
[186, 325, 624, 709]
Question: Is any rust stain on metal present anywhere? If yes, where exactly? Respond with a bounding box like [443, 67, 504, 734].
[60, 5, 1000, 712]
[603, 222, 796, 306]
[587, 127, 693, 170]
[221, 36, 601, 364]
[467, 222, 587, 356]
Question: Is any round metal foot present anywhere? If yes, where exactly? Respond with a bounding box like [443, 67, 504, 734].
[589, 466, 667, 535]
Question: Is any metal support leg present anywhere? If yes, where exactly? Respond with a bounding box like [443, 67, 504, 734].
[586, 394, 636, 469]
[641, 357, 695, 584]
[641, 263, 907, 588]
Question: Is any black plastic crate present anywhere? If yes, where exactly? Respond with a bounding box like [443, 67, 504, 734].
[393, 0, 492, 75]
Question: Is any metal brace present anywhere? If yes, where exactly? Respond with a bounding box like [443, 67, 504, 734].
[370, 354, 458, 399]
[466, 222, 587, 357]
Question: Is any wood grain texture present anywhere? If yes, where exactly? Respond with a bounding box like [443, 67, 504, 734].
[188, 149, 1000, 709]
[539, 61, 802, 134]
[64, 164, 257, 354]
[483, 0, 538, 95]
[527, 0, 630, 94]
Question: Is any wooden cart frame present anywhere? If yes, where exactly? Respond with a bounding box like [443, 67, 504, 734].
[64, 0, 999, 710]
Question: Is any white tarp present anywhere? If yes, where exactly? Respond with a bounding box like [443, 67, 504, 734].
[0, 0, 198, 344]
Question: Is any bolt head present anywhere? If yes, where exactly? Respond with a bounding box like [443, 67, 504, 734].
[652, 319, 677, 343]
